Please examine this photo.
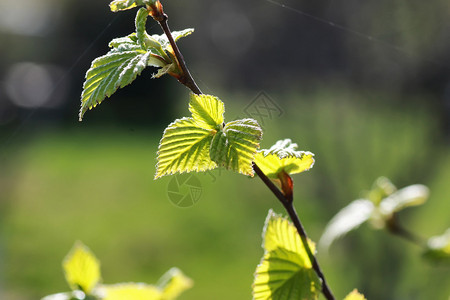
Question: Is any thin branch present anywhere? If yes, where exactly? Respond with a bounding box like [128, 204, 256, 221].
[159, 15, 335, 300]
[157, 15, 202, 94]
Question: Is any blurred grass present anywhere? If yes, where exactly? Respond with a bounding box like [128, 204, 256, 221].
[1, 88, 449, 299]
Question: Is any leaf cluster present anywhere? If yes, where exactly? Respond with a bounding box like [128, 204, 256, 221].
[155, 94, 263, 178]
[42, 242, 193, 300]
[79, 7, 193, 120]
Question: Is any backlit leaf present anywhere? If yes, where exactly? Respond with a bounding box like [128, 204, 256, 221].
[79, 8, 172, 121]
[189, 93, 224, 129]
[210, 118, 262, 176]
[63, 242, 101, 294]
[158, 268, 194, 299]
[150, 28, 195, 50]
[379, 184, 429, 216]
[263, 210, 315, 263]
[80, 7, 195, 121]
[100, 268, 192, 300]
[253, 210, 321, 300]
[255, 139, 314, 178]
[79, 50, 159, 120]
[423, 228, 450, 264]
[155, 94, 224, 178]
[319, 200, 374, 251]
[344, 289, 367, 300]
[109, 0, 147, 12]
[102, 283, 161, 300]
[155, 118, 217, 178]
[366, 176, 397, 205]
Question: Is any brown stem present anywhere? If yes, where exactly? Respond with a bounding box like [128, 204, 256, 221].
[158, 14, 335, 300]
[156, 15, 202, 94]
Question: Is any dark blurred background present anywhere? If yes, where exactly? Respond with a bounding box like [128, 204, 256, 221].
[1, 0, 449, 299]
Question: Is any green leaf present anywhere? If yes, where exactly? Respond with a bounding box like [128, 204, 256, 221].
[319, 199, 374, 251]
[102, 283, 162, 300]
[63, 242, 101, 294]
[366, 177, 397, 205]
[253, 210, 321, 300]
[155, 117, 217, 178]
[378, 184, 429, 216]
[262, 210, 315, 264]
[172, 28, 195, 43]
[153, 63, 176, 78]
[155, 94, 225, 178]
[343, 289, 367, 300]
[210, 118, 262, 176]
[423, 228, 450, 264]
[79, 50, 157, 120]
[109, 0, 148, 12]
[150, 28, 195, 50]
[135, 8, 166, 55]
[100, 268, 193, 300]
[254, 248, 321, 300]
[156, 94, 262, 178]
[189, 94, 224, 129]
[80, 8, 195, 121]
[254, 139, 315, 178]
[158, 268, 194, 299]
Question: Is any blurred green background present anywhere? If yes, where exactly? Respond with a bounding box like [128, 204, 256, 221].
[1, 0, 449, 299]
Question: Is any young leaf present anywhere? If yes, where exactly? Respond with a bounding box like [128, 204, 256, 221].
[254, 248, 321, 300]
[156, 94, 262, 178]
[135, 7, 164, 53]
[189, 94, 224, 129]
[101, 268, 193, 300]
[254, 139, 315, 178]
[109, 0, 148, 12]
[423, 228, 450, 264]
[378, 184, 429, 216]
[79, 8, 172, 120]
[158, 268, 194, 299]
[366, 176, 397, 205]
[102, 283, 162, 300]
[253, 210, 321, 300]
[63, 242, 101, 294]
[155, 117, 217, 178]
[210, 119, 263, 176]
[149, 28, 195, 50]
[155, 94, 226, 178]
[319, 199, 374, 251]
[343, 289, 367, 300]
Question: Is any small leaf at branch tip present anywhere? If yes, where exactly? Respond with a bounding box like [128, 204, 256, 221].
[423, 228, 450, 263]
[63, 241, 101, 294]
[255, 138, 315, 178]
[109, 0, 150, 12]
[344, 289, 367, 300]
